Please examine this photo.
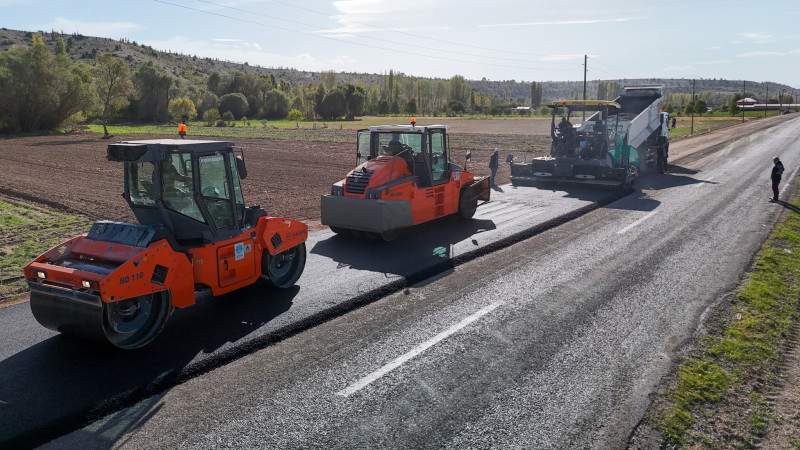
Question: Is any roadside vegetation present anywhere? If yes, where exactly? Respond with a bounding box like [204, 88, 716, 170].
[647, 184, 800, 447]
[0, 197, 92, 303]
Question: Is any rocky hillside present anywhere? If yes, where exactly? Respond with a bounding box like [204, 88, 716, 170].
[0, 27, 792, 104]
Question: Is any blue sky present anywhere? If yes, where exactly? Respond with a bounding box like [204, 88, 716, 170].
[2, 0, 799, 88]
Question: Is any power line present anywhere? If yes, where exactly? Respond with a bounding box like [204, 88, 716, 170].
[194, 0, 572, 66]
[260, 0, 569, 60]
[153, 0, 570, 72]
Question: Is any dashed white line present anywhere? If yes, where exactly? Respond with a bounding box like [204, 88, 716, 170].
[336, 302, 503, 397]
[616, 210, 657, 235]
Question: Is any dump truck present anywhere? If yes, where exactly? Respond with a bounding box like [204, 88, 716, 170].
[510, 85, 670, 188]
[24, 140, 308, 349]
[321, 120, 491, 241]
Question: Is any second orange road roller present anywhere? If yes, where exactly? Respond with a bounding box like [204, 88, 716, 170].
[321, 120, 491, 241]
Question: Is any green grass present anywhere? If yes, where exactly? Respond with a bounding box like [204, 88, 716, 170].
[86, 114, 543, 141]
[0, 197, 92, 299]
[654, 181, 800, 446]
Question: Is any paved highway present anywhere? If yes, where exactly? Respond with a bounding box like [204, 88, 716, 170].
[4, 115, 799, 448]
[0, 165, 621, 448]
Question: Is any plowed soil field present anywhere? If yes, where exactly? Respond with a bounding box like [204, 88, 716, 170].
[0, 120, 551, 230]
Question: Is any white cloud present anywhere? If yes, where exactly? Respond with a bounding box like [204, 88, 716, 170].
[42, 17, 140, 38]
[541, 54, 585, 62]
[736, 51, 783, 58]
[478, 16, 644, 28]
[693, 59, 733, 65]
[214, 38, 245, 42]
[740, 32, 774, 43]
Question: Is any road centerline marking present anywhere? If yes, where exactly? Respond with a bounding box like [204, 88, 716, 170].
[616, 210, 657, 235]
[336, 302, 503, 397]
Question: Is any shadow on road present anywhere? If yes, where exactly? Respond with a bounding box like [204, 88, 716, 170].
[311, 217, 496, 286]
[0, 283, 299, 449]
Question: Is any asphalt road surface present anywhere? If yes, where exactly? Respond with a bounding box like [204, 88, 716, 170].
[0, 164, 622, 448]
[6, 115, 800, 448]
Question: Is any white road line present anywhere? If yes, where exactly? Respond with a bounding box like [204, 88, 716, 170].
[616, 210, 657, 235]
[336, 302, 503, 397]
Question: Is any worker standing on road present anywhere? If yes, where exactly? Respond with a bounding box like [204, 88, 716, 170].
[771, 156, 785, 202]
[489, 149, 499, 187]
[178, 123, 187, 139]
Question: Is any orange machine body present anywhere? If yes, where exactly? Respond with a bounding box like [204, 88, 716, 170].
[24, 216, 307, 309]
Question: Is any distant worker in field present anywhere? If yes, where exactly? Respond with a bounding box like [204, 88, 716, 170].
[671, 116, 676, 129]
[178, 122, 187, 139]
[770, 156, 785, 202]
[489, 149, 499, 187]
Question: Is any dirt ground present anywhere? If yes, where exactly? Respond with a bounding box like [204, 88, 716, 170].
[0, 124, 550, 231]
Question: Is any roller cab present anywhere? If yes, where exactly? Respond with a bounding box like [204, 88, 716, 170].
[321, 121, 490, 241]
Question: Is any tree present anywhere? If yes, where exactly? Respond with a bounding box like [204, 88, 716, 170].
[318, 90, 347, 120]
[203, 108, 220, 126]
[321, 70, 337, 91]
[197, 91, 219, 117]
[287, 109, 302, 127]
[92, 52, 133, 137]
[222, 110, 234, 125]
[218, 92, 249, 119]
[693, 99, 708, 115]
[728, 99, 740, 116]
[168, 97, 197, 121]
[132, 61, 172, 122]
[531, 81, 543, 108]
[341, 83, 365, 119]
[0, 33, 96, 133]
[405, 98, 418, 115]
[313, 85, 326, 119]
[260, 90, 289, 119]
[377, 99, 389, 116]
[446, 99, 465, 115]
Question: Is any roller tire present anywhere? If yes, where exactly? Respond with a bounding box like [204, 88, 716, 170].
[458, 188, 478, 219]
[262, 242, 307, 288]
[103, 291, 173, 349]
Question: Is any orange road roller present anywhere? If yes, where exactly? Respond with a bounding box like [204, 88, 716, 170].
[24, 140, 307, 349]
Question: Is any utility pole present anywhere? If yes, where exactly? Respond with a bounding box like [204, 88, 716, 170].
[582, 54, 588, 120]
[765, 85, 768, 118]
[742, 80, 746, 123]
[691, 79, 695, 135]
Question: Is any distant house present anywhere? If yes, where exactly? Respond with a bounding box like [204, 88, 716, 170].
[736, 97, 758, 106]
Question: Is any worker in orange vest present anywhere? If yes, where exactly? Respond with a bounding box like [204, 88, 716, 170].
[178, 123, 187, 139]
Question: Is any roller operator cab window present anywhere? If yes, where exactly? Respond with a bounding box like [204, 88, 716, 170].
[126, 161, 156, 207]
[160, 153, 205, 223]
[376, 132, 422, 158]
[429, 130, 448, 183]
[199, 153, 237, 229]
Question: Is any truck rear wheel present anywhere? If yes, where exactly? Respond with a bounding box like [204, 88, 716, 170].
[262, 242, 307, 288]
[103, 291, 173, 349]
[458, 188, 477, 219]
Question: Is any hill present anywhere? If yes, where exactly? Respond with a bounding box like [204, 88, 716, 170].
[0, 27, 794, 107]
